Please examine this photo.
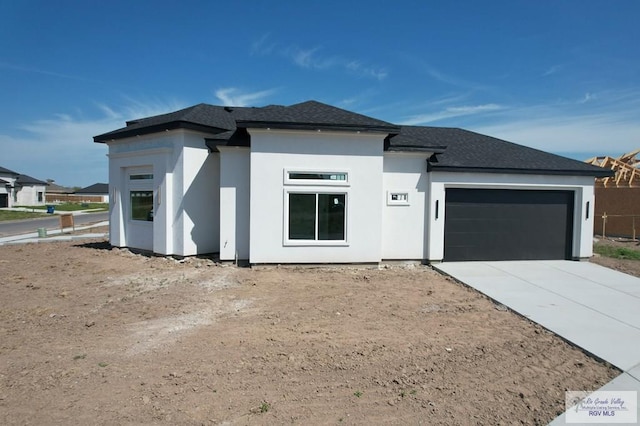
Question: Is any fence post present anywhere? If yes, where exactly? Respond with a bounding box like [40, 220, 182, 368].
[602, 212, 607, 238]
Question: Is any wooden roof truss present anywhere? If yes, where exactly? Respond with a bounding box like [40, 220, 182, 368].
[586, 149, 640, 187]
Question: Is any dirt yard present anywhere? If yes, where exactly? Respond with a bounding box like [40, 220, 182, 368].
[591, 236, 640, 278]
[0, 237, 618, 425]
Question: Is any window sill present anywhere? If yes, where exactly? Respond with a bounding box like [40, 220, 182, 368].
[283, 240, 349, 247]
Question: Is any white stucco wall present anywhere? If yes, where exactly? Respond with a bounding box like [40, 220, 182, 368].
[248, 129, 385, 264]
[426, 171, 596, 262]
[15, 184, 46, 205]
[107, 129, 218, 256]
[218, 147, 250, 261]
[381, 153, 431, 260]
[173, 132, 220, 256]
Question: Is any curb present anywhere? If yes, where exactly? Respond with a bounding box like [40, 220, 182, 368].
[0, 221, 109, 245]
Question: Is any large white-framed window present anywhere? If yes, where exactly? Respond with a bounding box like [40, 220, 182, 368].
[284, 190, 348, 245]
[283, 168, 350, 246]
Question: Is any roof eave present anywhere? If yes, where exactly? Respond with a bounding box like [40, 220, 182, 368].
[430, 166, 615, 177]
[239, 121, 399, 134]
[94, 121, 229, 143]
[386, 145, 447, 154]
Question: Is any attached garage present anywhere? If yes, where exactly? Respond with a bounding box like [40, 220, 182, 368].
[95, 100, 612, 262]
[444, 189, 574, 261]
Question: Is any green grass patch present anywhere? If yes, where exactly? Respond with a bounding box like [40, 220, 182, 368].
[0, 210, 48, 221]
[594, 244, 640, 260]
[259, 401, 270, 413]
[18, 203, 108, 212]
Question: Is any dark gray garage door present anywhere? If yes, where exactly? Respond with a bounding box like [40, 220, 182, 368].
[444, 189, 574, 261]
[0, 194, 7, 208]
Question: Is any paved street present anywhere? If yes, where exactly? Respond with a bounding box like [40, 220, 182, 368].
[0, 212, 108, 237]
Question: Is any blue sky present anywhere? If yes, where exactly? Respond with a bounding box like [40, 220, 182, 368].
[1, 1, 638, 187]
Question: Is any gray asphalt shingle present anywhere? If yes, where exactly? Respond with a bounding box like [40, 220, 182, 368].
[94, 100, 611, 177]
[76, 183, 109, 194]
[392, 126, 610, 176]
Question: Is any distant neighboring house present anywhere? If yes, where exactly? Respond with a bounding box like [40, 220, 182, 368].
[45, 182, 75, 203]
[95, 100, 611, 264]
[0, 166, 47, 207]
[75, 183, 109, 203]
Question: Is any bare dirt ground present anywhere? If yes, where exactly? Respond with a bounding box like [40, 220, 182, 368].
[0, 238, 618, 425]
[591, 236, 640, 278]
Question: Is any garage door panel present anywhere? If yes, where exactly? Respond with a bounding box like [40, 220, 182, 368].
[444, 189, 573, 261]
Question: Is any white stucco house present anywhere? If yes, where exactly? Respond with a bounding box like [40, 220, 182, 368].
[0, 166, 48, 208]
[94, 101, 611, 264]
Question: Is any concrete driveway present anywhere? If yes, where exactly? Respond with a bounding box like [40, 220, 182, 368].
[434, 260, 640, 425]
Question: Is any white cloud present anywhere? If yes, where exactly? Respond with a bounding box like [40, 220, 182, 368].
[291, 47, 323, 68]
[401, 103, 504, 125]
[0, 100, 186, 187]
[421, 63, 487, 91]
[473, 114, 640, 157]
[578, 92, 595, 104]
[393, 88, 640, 158]
[251, 33, 278, 56]
[250, 35, 387, 80]
[289, 47, 386, 79]
[214, 87, 277, 106]
[346, 61, 387, 81]
[469, 91, 640, 156]
[542, 64, 563, 77]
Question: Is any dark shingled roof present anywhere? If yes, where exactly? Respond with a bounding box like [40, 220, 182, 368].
[233, 100, 400, 132]
[94, 100, 612, 177]
[0, 166, 19, 176]
[16, 174, 47, 185]
[76, 183, 108, 194]
[94, 101, 398, 143]
[47, 183, 74, 194]
[95, 104, 236, 141]
[392, 126, 611, 177]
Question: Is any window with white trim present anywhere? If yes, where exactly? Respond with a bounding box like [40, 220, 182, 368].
[127, 168, 154, 222]
[284, 168, 349, 244]
[288, 193, 346, 241]
[130, 191, 153, 221]
[130, 174, 153, 180]
[284, 169, 349, 186]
